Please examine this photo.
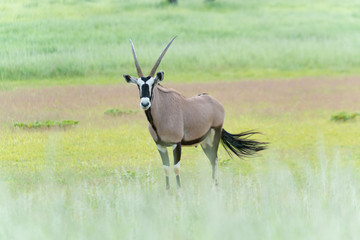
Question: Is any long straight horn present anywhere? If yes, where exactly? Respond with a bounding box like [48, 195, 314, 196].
[130, 39, 144, 77]
[149, 36, 177, 77]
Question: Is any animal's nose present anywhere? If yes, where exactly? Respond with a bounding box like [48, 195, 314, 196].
[141, 102, 149, 107]
[140, 97, 151, 109]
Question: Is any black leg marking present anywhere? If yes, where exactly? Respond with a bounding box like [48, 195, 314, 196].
[173, 143, 181, 189]
[173, 143, 181, 165]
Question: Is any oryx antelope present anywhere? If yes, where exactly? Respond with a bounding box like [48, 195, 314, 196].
[123, 37, 267, 189]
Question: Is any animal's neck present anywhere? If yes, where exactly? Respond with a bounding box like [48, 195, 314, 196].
[144, 84, 180, 130]
[145, 108, 157, 132]
[148, 85, 164, 114]
[144, 86, 162, 137]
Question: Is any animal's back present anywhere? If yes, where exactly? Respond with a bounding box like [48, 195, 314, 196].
[152, 85, 225, 143]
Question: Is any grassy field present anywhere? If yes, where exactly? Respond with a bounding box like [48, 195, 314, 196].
[1, 153, 359, 240]
[1, 0, 360, 239]
[1, 79, 360, 239]
[1, 0, 360, 87]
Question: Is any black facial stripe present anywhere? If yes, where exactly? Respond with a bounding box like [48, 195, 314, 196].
[140, 83, 150, 98]
[150, 83, 155, 101]
[139, 76, 155, 100]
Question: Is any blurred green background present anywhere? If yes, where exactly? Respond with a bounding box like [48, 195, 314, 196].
[1, 0, 360, 86]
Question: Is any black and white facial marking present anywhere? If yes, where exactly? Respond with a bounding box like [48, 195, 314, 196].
[123, 71, 164, 110]
[137, 76, 155, 110]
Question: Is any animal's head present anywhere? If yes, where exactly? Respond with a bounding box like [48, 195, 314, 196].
[123, 37, 176, 110]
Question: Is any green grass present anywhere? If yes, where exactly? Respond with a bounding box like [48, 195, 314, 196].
[331, 111, 360, 122]
[14, 120, 79, 129]
[1, 110, 360, 239]
[104, 108, 139, 116]
[1, 143, 359, 239]
[1, 92, 359, 238]
[1, 0, 360, 86]
[1, 114, 359, 187]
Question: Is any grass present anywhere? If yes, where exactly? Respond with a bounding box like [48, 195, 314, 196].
[1, 147, 360, 239]
[331, 111, 360, 122]
[1, 0, 360, 87]
[14, 120, 79, 129]
[104, 108, 139, 116]
[1, 114, 359, 186]
[1, 83, 359, 238]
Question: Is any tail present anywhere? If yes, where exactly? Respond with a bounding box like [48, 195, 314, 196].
[221, 129, 268, 158]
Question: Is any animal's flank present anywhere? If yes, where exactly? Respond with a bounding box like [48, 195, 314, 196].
[221, 129, 267, 158]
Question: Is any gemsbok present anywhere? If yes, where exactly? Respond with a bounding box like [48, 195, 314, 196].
[123, 37, 267, 189]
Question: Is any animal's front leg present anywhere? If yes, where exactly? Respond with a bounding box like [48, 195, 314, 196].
[173, 143, 182, 189]
[157, 144, 170, 190]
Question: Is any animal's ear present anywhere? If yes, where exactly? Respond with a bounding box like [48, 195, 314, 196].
[155, 71, 164, 82]
[123, 74, 137, 84]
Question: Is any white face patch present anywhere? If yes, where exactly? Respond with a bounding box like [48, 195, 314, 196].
[137, 78, 155, 97]
[146, 78, 155, 88]
[137, 79, 145, 85]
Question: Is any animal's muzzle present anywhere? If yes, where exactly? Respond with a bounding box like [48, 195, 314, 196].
[140, 97, 151, 110]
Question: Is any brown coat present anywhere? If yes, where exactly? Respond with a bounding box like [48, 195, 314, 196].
[148, 84, 225, 144]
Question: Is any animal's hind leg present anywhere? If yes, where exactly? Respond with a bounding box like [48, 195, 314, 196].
[157, 144, 170, 190]
[201, 127, 222, 186]
[173, 143, 182, 189]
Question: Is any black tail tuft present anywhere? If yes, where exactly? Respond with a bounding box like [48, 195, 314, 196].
[221, 129, 268, 158]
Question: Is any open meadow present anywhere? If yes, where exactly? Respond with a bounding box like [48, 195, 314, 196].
[1, 0, 360, 239]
